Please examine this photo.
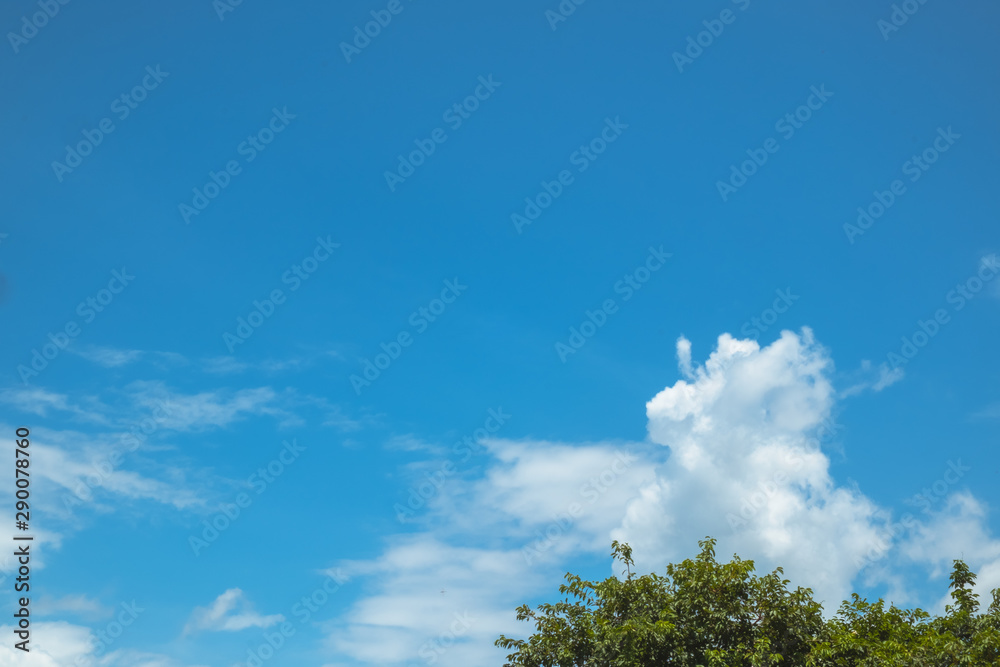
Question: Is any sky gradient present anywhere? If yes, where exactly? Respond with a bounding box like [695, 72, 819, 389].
[1, 0, 999, 665]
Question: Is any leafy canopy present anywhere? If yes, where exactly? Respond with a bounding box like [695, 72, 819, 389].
[496, 538, 1000, 666]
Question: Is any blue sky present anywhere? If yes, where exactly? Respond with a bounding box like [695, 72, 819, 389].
[1, 0, 999, 664]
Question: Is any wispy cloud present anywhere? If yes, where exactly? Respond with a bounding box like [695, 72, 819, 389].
[201, 351, 341, 375]
[0, 387, 73, 415]
[32, 439, 205, 511]
[184, 589, 284, 635]
[35, 594, 111, 621]
[872, 364, 905, 391]
[126, 381, 294, 431]
[66, 345, 188, 370]
[972, 402, 1000, 420]
[0, 388, 109, 423]
[840, 359, 904, 397]
[69, 345, 145, 367]
[201, 356, 251, 374]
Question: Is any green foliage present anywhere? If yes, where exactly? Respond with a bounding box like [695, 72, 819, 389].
[496, 540, 1000, 666]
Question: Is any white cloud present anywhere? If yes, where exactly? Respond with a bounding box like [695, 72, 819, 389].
[0, 511, 64, 575]
[473, 441, 658, 555]
[0, 620, 196, 666]
[972, 402, 1000, 420]
[3, 377, 360, 438]
[872, 363, 905, 391]
[328, 537, 540, 666]
[0, 621, 92, 666]
[617, 330, 885, 606]
[330, 329, 1000, 667]
[385, 434, 445, 455]
[840, 359, 904, 396]
[201, 356, 250, 374]
[201, 354, 327, 375]
[897, 493, 1000, 612]
[0, 423, 204, 576]
[0, 388, 108, 423]
[184, 589, 284, 635]
[67, 346, 189, 369]
[325, 437, 660, 667]
[69, 346, 145, 367]
[35, 594, 111, 621]
[0, 388, 72, 415]
[9, 329, 993, 667]
[0, 622, 191, 667]
[1, 381, 293, 433]
[125, 381, 291, 431]
[324, 437, 660, 666]
[29, 438, 204, 512]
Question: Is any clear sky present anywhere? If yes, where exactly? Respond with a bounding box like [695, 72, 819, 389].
[1, 0, 999, 665]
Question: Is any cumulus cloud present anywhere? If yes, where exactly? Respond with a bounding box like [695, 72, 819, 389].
[0, 622, 189, 667]
[0, 621, 93, 666]
[615, 330, 886, 605]
[184, 589, 284, 635]
[324, 329, 1000, 666]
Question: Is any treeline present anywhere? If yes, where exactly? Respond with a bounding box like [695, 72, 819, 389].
[496, 538, 1000, 666]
